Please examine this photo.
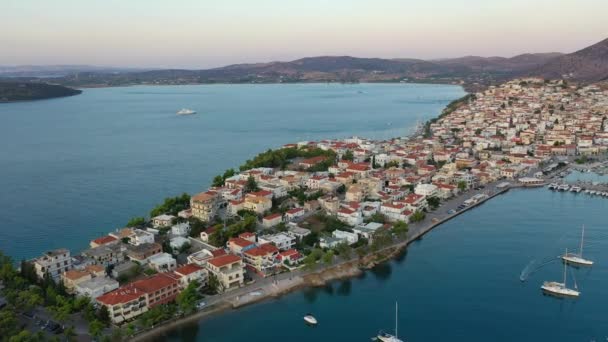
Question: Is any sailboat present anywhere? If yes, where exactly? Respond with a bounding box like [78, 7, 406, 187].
[562, 225, 593, 266]
[376, 302, 404, 342]
[541, 249, 580, 298]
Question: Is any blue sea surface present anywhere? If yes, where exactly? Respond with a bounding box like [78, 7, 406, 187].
[0, 83, 464, 260]
[156, 188, 608, 342]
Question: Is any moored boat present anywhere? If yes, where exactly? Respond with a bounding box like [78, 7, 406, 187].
[303, 313, 318, 325]
[561, 225, 593, 266]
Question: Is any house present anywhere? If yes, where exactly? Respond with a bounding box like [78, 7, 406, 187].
[33, 249, 72, 280]
[403, 193, 427, 212]
[90, 235, 119, 248]
[284, 207, 305, 221]
[263, 213, 282, 228]
[345, 185, 365, 202]
[169, 236, 190, 251]
[61, 270, 92, 293]
[191, 191, 219, 222]
[276, 249, 302, 265]
[82, 244, 126, 267]
[287, 226, 311, 240]
[171, 222, 191, 237]
[125, 243, 162, 264]
[243, 243, 280, 276]
[129, 229, 155, 246]
[205, 254, 245, 292]
[148, 253, 177, 272]
[187, 248, 226, 266]
[172, 263, 208, 289]
[336, 207, 363, 226]
[299, 156, 327, 169]
[96, 273, 180, 324]
[258, 232, 296, 251]
[353, 222, 384, 240]
[227, 237, 255, 254]
[332, 230, 359, 245]
[111, 261, 138, 279]
[151, 214, 175, 228]
[75, 277, 119, 299]
[414, 183, 438, 197]
[243, 195, 272, 214]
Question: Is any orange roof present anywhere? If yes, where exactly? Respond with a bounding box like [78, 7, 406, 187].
[131, 273, 178, 293]
[228, 237, 255, 248]
[192, 191, 217, 202]
[208, 254, 241, 268]
[174, 263, 203, 276]
[63, 270, 90, 281]
[244, 243, 279, 257]
[263, 213, 282, 220]
[91, 235, 118, 245]
[84, 264, 105, 274]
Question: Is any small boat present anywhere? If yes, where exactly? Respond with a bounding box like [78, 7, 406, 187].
[303, 314, 318, 325]
[375, 302, 403, 342]
[562, 225, 593, 266]
[557, 184, 570, 191]
[176, 108, 196, 115]
[541, 250, 580, 298]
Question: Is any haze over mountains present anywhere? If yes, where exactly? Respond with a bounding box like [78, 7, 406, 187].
[1, 37, 606, 99]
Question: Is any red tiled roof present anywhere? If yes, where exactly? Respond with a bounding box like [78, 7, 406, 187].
[92, 235, 117, 245]
[245, 243, 279, 257]
[96, 273, 178, 305]
[228, 237, 255, 248]
[286, 207, 304, 215]
[263, 213, 282, 220]
[174, 263, 203, 276]
[208, 254, 242, 268]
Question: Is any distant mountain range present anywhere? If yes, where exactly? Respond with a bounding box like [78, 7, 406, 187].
[0, 65, 153, 78]
[532, 37, 608, 82]
[1, 37, 606, 99]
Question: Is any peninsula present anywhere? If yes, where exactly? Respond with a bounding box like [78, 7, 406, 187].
[0, 82, 82, 103]
[1, 77, 607, 341]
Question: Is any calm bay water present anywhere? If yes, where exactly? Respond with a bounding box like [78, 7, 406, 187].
[157, 188, 608, 342]
[0, 83, 464, 260]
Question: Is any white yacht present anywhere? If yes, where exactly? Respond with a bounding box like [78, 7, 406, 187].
[562, 225, 593, 266]
[541, 250, 580, 298]
[376, 302, 403, 342]
[303, 314, 317, 325]
[176, 108, 196, 115]
[557, 184, 570, 191]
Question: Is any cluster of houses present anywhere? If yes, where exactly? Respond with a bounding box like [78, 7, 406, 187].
[30, 78, 608, 325]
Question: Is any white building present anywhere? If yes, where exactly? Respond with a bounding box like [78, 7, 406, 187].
[33, 249, 72, 280]
[332, 230, 359, 245]
[130, 229, 155, 246]
[152, 214, 175, 228]
[258, 232, 296, 251]
[170, 236, 190, 250]
[148, 253, 177, 272]
[75, 277, 119, 299]
[171, 222, 191, 237]
[336, 207, 363, 226]
[415, 183, 438, 197]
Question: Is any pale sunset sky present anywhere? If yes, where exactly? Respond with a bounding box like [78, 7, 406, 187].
[2, 0, 607, 68]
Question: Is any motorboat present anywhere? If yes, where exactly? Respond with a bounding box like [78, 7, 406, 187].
[176, 108, 196, 115]
[304, 314, 318, 325]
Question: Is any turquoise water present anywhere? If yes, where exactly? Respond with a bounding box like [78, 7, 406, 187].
[156, 188, 608, 342]
[566, 170, 608, 184]
[0, 83, 464, 260]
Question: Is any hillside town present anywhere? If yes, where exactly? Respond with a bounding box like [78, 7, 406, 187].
[6, 78, 608, 339]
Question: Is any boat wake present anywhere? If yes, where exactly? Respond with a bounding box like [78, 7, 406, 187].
[520, 256, 559, 282]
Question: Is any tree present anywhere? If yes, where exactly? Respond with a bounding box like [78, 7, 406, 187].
[342, 150, 354, 161]
[149, 193, 190, 217]
[335, 243, 352, 259]
[244, 176, 260, 193]
[176, 281, 201, 314]
[89, 320, 105, 338]
[212, 175, 224, 187]
[126, 217, 145, 227]
[457, 181, 467, 192]
[63, 326, 77, 342]
[322, 250, 335, 265]
[206, 274, 221, 295]
[369, 212, 386, 224]
[393, 221, 408, 238]
[427, 196, 440, 210]
[410, 211, 426, 223]
[385, 160, 400, 168]
[98, 305, 111, 325]
[0, 310, 19, 338]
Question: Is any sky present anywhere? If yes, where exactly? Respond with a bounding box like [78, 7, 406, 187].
[2, 0, 607, 69]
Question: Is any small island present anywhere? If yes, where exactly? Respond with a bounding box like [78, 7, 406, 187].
[0, 82, 82, 103]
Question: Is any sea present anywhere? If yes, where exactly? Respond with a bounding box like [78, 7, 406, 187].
[155, 187, 608, 342]
[0, 83, 464, 261]
[2, 83, 607, 341]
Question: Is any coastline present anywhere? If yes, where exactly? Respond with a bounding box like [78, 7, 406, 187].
[130, 182, 515, 342]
